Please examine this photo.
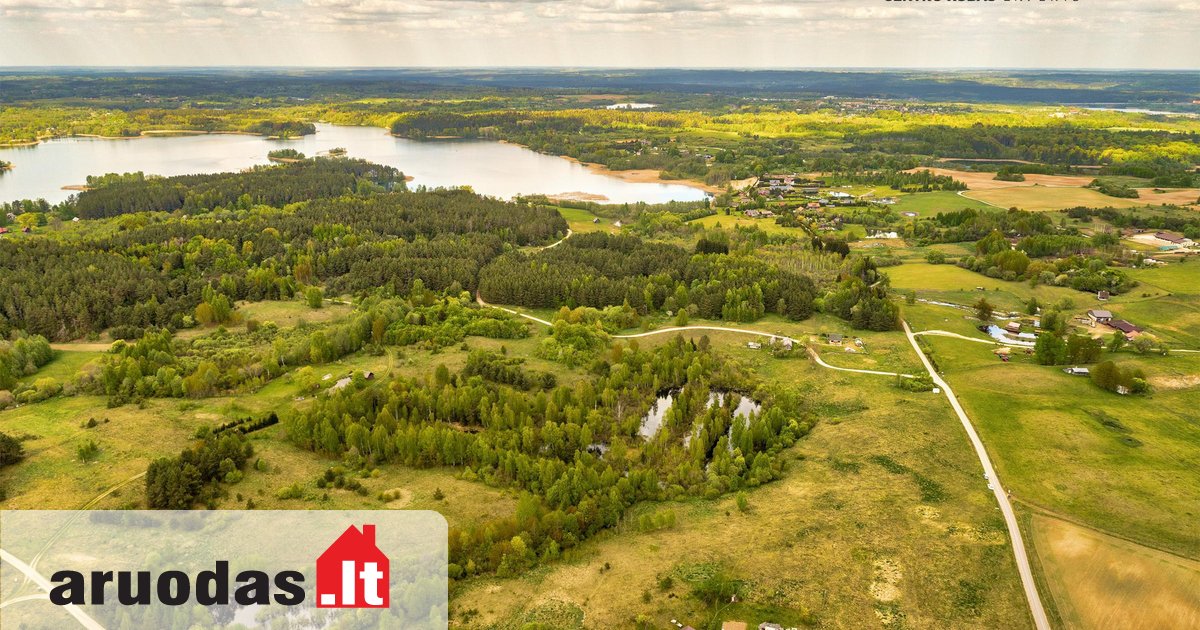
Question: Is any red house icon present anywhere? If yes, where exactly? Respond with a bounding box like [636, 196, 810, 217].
[316, 524, 390, 608]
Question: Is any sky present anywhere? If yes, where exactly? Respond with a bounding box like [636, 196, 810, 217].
[1, 0, 1198, 69]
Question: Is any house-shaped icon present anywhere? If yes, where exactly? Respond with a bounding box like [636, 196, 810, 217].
[316, 524, 390, 608]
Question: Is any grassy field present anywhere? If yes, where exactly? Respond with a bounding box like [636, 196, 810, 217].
[962, 187, 1148, 212]
[1030, 513, 1200, 630]
[692, 212, 802, 236]
[1109, 259, 1200, 347]
[888, 262, 1085, 314]
[0, 317, 567, 514]
[453, 352, 1030, 629]
[889, 191, 996, 217]
[921, 335, 1200, 559]
[239, 298, 354, 327]
[552, 205, 613, 234]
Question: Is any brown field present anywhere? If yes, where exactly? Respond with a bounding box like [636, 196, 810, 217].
[907, 168, 1095, 190]
[962, 187, 1149, 212]
[1134, 188, 1200, 205]
[1030, 514, 1200, 630]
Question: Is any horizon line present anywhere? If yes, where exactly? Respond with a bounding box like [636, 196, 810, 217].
[2, 65, 1198, 73]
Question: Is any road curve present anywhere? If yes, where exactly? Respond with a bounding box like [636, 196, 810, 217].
[903, 320, 1050, 630]
[541, 228, 573, 250]
[0, 549, 106, 629]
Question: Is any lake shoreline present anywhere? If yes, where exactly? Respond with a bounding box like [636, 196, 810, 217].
[5, 123, 711, 205]
[0, 129, 309, 148]
[505, 140, 722, 195]
[390, 132, 720, 195]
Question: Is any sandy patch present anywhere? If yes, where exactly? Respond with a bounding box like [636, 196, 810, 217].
[869, 558, 902, 602]
[50, 342, 113, 352]
[547, 191, 610, 202]
[1149, 374, 1200, 391]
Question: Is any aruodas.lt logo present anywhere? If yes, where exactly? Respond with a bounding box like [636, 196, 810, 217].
[316, 524, 390, 608]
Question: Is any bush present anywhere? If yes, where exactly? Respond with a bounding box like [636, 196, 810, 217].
[76, 440, 100, 462]
[0, 431, 25, 466]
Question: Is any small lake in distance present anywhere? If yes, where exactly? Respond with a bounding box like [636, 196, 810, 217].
[0, 123, 708, 205]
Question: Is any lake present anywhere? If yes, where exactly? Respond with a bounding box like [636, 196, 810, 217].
[0, 123, 708, 205]
[639, 389, 762, 443]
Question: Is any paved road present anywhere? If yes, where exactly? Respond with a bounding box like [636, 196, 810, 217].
[903, 320, 1050, 630]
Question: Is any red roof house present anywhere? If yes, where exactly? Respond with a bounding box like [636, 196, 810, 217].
[316, 524, 390, 609]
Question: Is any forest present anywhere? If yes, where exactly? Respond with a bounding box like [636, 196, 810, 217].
[284, 334, 812, 579]
[478, 232, 817, 322]
[0, 164, 566, 341]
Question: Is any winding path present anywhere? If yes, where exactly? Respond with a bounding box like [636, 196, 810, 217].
[913, 330, 998, 345]
[476, 293, 915, 380]
[903, 320, 1051, 630]
[0, 549, 105, 630]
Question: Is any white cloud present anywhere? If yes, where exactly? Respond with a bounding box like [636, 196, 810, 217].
[0, 0, 1195, 67]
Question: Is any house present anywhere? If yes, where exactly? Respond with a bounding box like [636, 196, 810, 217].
[1064, 367, 1090, 376]
[806, 202, 822, 209]
[1087, 309, 1113, 326]
[315, 524, 389, 608]
[0, 227, 8, 234]
[71, 217, 81, 222]
[721, 623, 748, 630]
[363, 371, 375, 380]
[592, 217, 600, 224]
[1097, 290, 1110, 301]
[801, 186, 819, 195]
[828, 333, 844, 345]
[1004, 321, 1022, 334]
[330, 376, 353, 391]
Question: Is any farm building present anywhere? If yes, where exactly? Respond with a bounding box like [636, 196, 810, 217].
[828, 333, 844, 344]
[1154, 232, 1191, 245]
[1004, 321, 1022, 334]
[1107, 319, 1142, 339]
[1097, 290, 1110, 301]
[1064, 367, 1090, 376]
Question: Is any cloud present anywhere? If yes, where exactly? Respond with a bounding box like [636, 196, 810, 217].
[0, 0, 1195, 67]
